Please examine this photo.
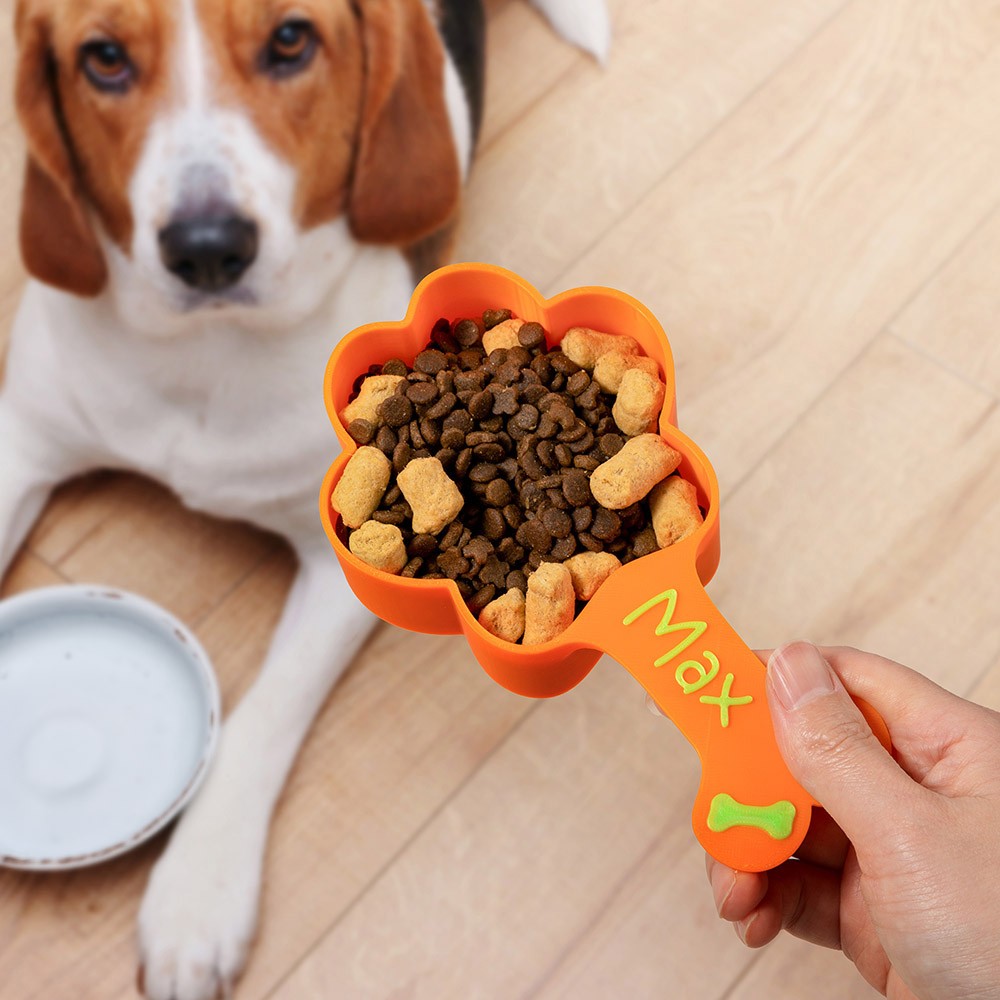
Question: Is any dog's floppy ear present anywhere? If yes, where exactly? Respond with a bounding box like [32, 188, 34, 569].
[15, 6, 107, 297]
[348, 0, 461, 246]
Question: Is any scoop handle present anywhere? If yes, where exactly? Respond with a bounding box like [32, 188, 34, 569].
[585, 547, 888, 872]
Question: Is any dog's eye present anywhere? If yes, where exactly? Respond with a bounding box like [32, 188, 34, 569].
[80, 40, 135, 94]
[262, 19, 317, 78]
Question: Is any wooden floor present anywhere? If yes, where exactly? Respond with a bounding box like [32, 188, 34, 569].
[3, 1, 1000, 997]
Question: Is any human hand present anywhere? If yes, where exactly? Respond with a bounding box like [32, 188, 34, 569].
[704, 642, 1000, 1000]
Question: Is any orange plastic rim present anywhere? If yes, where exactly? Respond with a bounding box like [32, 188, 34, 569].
[320, 263, 720, 698]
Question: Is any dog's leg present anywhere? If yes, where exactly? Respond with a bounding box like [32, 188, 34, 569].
[0, 401, 78, 579]
[138, 542, 377, 1000]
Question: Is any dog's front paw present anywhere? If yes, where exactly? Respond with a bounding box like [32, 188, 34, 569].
[137, 798, 265, 1000]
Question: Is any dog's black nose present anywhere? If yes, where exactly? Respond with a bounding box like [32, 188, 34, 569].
[158, 215, 259, 292]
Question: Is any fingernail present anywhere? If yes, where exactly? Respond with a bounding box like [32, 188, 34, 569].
[644, 693, 667, 718]
[768, 642, 836, 711]
[736, 912, 757, 945]
[710, 864, 736, 916]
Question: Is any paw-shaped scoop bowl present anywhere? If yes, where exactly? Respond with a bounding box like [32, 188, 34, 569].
[320, 263, 887, 872]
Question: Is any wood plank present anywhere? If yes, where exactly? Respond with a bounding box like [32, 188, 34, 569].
[194, 544, 297, 714]
[533, 835, 754, 1000]
[556, 0, 1000, 497]
[710, 334, 1000, 691]
[0, 550, 65, 597]
[228, 625, 533, 1000]
[478, 0, 591, 150]
[459, 0, 847, 288]
[725, 937, 878, 1000]
[0, 834, 172, 1000]
[54, 474, 279, 627]
[268, 661, 707, 999]
[27, 472, 134, 567]
[890, 207, 1000, 398]
[968, 654, 1000, 712]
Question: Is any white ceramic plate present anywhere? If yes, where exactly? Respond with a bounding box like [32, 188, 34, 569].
[0, 586, 220, 870]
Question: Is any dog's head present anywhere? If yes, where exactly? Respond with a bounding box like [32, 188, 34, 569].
[13, 0, 461, 332]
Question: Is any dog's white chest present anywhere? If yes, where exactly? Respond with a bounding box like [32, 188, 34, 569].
[9, 254, 412, 540]
[120, 332, 337, 533]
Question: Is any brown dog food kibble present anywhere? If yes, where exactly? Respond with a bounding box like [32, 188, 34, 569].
[333, 310, 707, 645]
[348, 520, 407, 574]
[397, 457, 464, 535]
[649, 475, 704, 548]
[482, 308, 512, 330]
[523, 562, 576, 645]
[379, 393, 413, 428]
[612, 368, 666, 437]
[483, 318, 524, 355]
[478, 588, 526, 643]
[561, 327, 639, 370]
[564, 551, 622, 600]
[347, 418, 376, 445]
[592, 351, 661, 394]
[332, 446, 392, 529]
[341, 374, 405, 426]
[589, 434, 682, 509]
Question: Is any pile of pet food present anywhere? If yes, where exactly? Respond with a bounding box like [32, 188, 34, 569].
[332, 310, 703, 644]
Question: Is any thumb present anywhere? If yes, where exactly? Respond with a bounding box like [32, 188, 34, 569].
[766, 641, 918, 851]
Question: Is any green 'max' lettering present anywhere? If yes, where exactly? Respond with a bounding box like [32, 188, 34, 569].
[623, 589, 708, 667]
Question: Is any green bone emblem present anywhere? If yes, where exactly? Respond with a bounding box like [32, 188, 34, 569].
[707, 794, 796, 840]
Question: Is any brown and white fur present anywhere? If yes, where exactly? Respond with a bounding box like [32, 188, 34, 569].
[4, 0, 608, 997]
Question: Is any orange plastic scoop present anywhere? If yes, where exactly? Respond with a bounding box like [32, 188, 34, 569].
[319, 263, 888, 873]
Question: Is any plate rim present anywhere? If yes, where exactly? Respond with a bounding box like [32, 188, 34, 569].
[0, 584, 221, 871]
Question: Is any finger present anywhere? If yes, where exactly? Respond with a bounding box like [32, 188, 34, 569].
[766, 642, 925, 854]
[736, 857, 843, 950]
[818, 645, 1000, 786]
[705, 814, 848, 916]
[762, 643, 983, 754]
[739, 654, 847, 867]
[705, 856, 768, 922]
[792, 808, 849, 870]
[820, 645, 979, 728]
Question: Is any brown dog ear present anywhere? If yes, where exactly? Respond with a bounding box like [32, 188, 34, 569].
[348, 0, 462, 246]
[15, 7, 107, 296]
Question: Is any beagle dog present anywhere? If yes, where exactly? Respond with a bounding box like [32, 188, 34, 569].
[4, 0, 609, 997]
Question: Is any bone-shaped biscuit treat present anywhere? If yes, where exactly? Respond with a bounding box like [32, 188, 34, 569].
[564, 551, 622, 601]
[523, 562, 576, 645]
[478, 588, 526, 643]
[612, 368, 666, 436]
[589, 434, 682, 509]
[650, 476, 703, 548]
[332, 446, 392, 529]
[482, 318, 524, 354]
[560, 327, 640, 370]
[396, 457, 464, 535]
[592, 351, 661, 394]
[341, 374, 405, 426]
[349, 520, 407, 574]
